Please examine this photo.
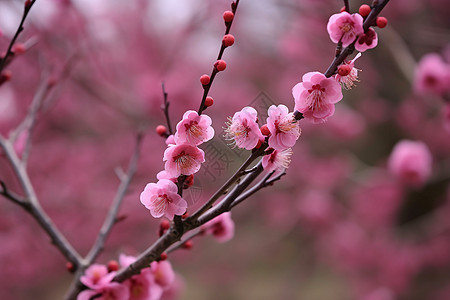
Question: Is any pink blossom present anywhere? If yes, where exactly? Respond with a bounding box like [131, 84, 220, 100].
[119, 254, 164, 300]
[355, 27, 378, 52]
[262, 148, 293, 173]
[80, 264, 116, 289]
[414, 53, 450, 96]
[335, 53, 362, 90]
[266, 105, 301, 150]
[174, 110, 214, 146]
[224, 106, 263, 150]
[150, 260, 175, 288]
[163, 144, 205, 177]
[327, 12, 364, 47]
[156, 170, 176, 183]
[77, 283, 130, 300]
[140, 179, 188, 219]
[202, 212, 235, 243]
[388, 140, 432, 187]
[292, 72, 343, 123]
[165, 135, 175, 146]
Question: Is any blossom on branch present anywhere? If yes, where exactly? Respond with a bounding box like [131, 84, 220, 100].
[174, 110, 214, 146]
[262, 148, 293, 173]
[140, 179, 188, 219]
[355, 27, 378, 52]
[292, 72, 343, 123]
[335, 53, 362, 90]
[202, 212, 235, 243]
[266, 105, 301, 150]
[224, 106, 263, 149]
[77, 283, 130, 300]
[80, 264, 116, 290]
[327, 12, 364, 47]
[163, 144, 205, 177]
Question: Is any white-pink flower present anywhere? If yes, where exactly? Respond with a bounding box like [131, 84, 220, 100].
[140, 179, 188, 219]
[163, 144, 205, 177]
[262, 148, 293, 173]
[266, 105, 301, 150]
[292, 72, 343, 123]
[327, 12, 364, 47]
[355, 27, 378, 52]
[202, 212, 235, 243]
[388, 140, 432, 187]
[174, 110, 214, 146]
[80, 264, 116, 290]
[335, 53, 362, 90]
[224, 106, 263, 150]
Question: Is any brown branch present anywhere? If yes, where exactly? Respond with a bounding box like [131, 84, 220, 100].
[0, 180, 28, 208]
[161, 82, 173, 136]
[0, 0, 37, 73]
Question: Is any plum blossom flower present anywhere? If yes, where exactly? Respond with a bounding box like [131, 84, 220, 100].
[201, 212, 235, 243]
[77, 283, 130, 300]
[266, 105, 301, 150]
[156, 170, 176, 183]
[140, 179, 188, 219]
[174, 110, 214, 146]
[335, 53, 362, 90]
[292, 72, 343, 123]
[414, 53, 450, 96]
[163, 144, 205, 177]
[150, 260, 175, 288]
[388, 140, 432, 187]
[224, 106, 263, 150]
[165, 134, 175, 146]
[327, 12, 364, 47]
[262, 148, 293, 173]
[119, 254, 164, 300]
[355, 27, 378, 52]
[80, 264, 116, 289]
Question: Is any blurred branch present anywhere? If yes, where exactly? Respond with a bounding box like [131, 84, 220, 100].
[0, 180, 28, 207]
[343, 0, 350, 12]
[0, 0, 37, 73]
[166, 228, 204, 254]
[0, 135, 83, 267]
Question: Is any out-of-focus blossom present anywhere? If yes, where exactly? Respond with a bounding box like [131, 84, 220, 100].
[174, 110, 214, 146]
[163, 144, 205, 177]
[150, 260, 175, 288]
[327, 12, 364, 47]
[292, 72, 343, 123]
[202, 212, 235, 243]
[355, 27, 378, 52]
[224, 106, 263, 149]
[262, 148, 293, 173]
[266, 105, 301, 150]
[77, 282, 130, 300]
[414, 53, 450, 96]
[165, 135, 175, 146]
[388, 140, 432, 187]
[80, 264, 115, 290]
[140, 179, 188, 219]
[335, 53, 362, 90]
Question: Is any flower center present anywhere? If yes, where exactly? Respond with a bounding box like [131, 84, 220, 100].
[173, 151, 195, 170]
[184, 121, 202, 139]
[306, 84, 326, 110]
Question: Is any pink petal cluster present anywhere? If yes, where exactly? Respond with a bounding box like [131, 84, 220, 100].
[327, 12, 364, 47]
[355, 27, 378, 52]
[163, 144, 205, 178]
[292, 72, 343, 123]
[78, 264, 129, 300]
[335, 53, 362, 90]
[224, 106, 263, 150]
[266, 105, 301, 150]
[140, 179, 188, 219]
[414, 53, 450, 96]
[150, 260, 175, 288]
[388, 140, 432, 187]
[174, 110, 214, 146]
[202, 212, 235, 243]
[262, 148, 293, 173]
[119, 254, 164, 300]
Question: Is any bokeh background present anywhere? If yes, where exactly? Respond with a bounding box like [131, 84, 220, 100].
[1, 0, 450, 299]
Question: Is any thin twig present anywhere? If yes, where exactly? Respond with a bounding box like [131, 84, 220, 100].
[166, 228, 204, 254]
[161, 82, 173, 135]
[0, 180, 28, 207]
[0, 0, 37, 73]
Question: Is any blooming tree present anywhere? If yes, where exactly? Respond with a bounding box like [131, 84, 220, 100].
[1, 0, 450, 299]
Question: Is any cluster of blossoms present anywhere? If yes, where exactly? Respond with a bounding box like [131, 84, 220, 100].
[140, 110, 214, 219]
[225, 104, 301, 173]
[78, 255, 175, 300]
[293, 6, 386, 124]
